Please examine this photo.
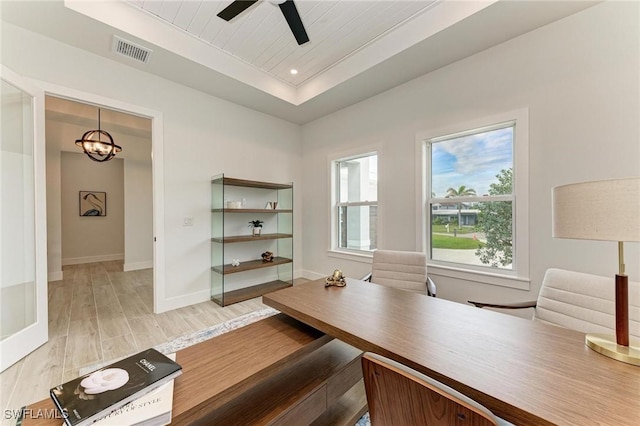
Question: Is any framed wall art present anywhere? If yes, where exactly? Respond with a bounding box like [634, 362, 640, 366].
[79, 191, 106, 216]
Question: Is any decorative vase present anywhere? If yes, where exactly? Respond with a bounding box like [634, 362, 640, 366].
[253, 227, 262, 236]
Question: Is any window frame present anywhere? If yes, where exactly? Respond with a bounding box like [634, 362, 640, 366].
[329, 149, 380, 259]
[415, 109, 530, 290]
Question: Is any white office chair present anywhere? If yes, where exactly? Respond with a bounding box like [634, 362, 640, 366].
[469, 268, 640, 340]
[362, 352, 513, 426]
[362, 249, 436, 297]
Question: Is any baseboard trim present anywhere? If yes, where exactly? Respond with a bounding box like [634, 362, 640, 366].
[155, 269, 307, 313]
[62, 254, 124, 266]
[48, 271, 64, 282]
[124, 261, 153, 272]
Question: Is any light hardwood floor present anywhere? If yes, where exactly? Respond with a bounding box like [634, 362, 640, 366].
[1, 261, 294, 425]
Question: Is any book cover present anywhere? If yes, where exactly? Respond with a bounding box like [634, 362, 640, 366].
[92, 380, 174, 426]
[50, 348, 181, 426]
[92, 353, 177, 426]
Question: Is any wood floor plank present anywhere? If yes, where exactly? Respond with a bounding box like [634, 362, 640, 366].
[65, 330, 101, 370]
[182, 310, 228, 330]
[134, 285, 153, 311]
[7, 337, 66, 414]
[62, 368, 80, 383]
[110, 280, 138, 295]
[69, 283, 96, 321]
[92, 284, 120, 307]
[96, 305, 130, 339]
[154, 310, 194, 340]
[47, 286, 72, 338]
[72, 282, 93, 298]
[0, 358, 24, 413]
[91, 275, 110, 286]
[129, 314, 168, 349]
[107, 271, 126, 282]
[68, 316, 99, 336]
[117, 293, 151, 319]
[102, 333, 138, 361]
[175, 303, 204, 317]
[69, 300, 97, 321]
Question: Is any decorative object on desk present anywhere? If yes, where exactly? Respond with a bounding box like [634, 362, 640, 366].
[92, 354, 178, 426]
[325, 269, 347, 287]
[261, 251, 274, 262]
[75, 107, 122, 162]
[79, 191, 106, 216]
[231, 259, 240, 267]
[265, 201, 272, 209]
[553, 176, 640, 366]
[272, 201, 278, 209]
[248, 219, 263, 236]
[50, 348, 182, 426]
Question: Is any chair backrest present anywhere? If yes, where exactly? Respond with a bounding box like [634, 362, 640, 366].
[362, 352, 511, 426]
[370, 249, 427, 294]
[535, 268, 640, 340]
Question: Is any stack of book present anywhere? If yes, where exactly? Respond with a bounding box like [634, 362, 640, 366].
[50, 348, 182, 426]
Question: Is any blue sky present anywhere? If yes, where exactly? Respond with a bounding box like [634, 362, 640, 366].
[431, 127, 513, 197]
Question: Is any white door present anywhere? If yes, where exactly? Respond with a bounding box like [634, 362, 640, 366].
[0, 65, 48, 372]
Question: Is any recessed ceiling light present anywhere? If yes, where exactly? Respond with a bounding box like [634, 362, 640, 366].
[290, 69, 298, 75]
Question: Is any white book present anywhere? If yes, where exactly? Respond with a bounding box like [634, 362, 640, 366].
[51, 351, 180, 426]
[92, 380, 174, 426]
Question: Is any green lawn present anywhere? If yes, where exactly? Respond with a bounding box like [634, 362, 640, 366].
[431, 224, 475, 234]
[432, 234, 483, 250]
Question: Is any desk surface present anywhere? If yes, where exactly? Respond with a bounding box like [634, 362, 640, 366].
[263, 278, 640, 425]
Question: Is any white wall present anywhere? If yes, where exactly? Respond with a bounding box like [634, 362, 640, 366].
[60, 152, 124, 264]
[301, 1, 640, 305]
[1, 21, 302, 312]
[123, 143, 153, 272]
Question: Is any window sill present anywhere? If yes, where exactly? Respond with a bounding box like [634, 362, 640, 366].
[427, 264, 530, 291]
[327, 249, 373, 264]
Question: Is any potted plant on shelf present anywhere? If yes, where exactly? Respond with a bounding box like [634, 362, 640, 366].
[249, 220, 264, 236]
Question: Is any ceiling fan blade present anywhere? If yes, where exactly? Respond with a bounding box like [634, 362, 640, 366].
[278, 0, 309, 45]
[217, 0, 259, 21]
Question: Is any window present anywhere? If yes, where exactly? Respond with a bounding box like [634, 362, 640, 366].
[420, 109, 529, 286]
[332, 153, 378, 253]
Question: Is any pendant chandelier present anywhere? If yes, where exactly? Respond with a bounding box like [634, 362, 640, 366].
[75, 107, 122, 162]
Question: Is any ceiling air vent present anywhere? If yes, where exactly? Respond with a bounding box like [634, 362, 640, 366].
[112, 36, 152, 64]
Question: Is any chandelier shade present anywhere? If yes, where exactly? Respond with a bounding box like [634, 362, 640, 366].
[75, 108, 122, 162]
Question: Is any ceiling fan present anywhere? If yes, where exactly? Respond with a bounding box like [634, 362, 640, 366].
[217, 0, 310, 45]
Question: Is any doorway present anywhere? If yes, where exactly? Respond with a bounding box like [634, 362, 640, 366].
[45, 97, 152, 276]
[34, 80, 167, 316]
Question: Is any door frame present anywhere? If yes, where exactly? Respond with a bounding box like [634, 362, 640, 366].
[0, 65, 47, 372]
[33, 79, 166, 313]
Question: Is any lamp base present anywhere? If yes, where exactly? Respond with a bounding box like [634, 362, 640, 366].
[586, 333, 640, 366]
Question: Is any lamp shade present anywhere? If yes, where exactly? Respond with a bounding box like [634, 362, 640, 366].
[552, 177, 640, 242]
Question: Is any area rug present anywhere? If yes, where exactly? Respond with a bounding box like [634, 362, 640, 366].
[153, 307, 279, 354]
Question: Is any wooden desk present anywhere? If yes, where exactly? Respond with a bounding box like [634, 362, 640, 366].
[263, 278, 640, 425]
[20, 314, 366, 425]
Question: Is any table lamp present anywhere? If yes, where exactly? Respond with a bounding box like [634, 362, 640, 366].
[552, 176, 639, 365]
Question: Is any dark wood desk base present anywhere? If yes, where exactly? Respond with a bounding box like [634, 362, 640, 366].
[20, 314, 366, 426]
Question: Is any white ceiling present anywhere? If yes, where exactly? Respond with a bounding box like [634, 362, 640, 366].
[128, 0, 440, 87]
[2, 0, 599, 124]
